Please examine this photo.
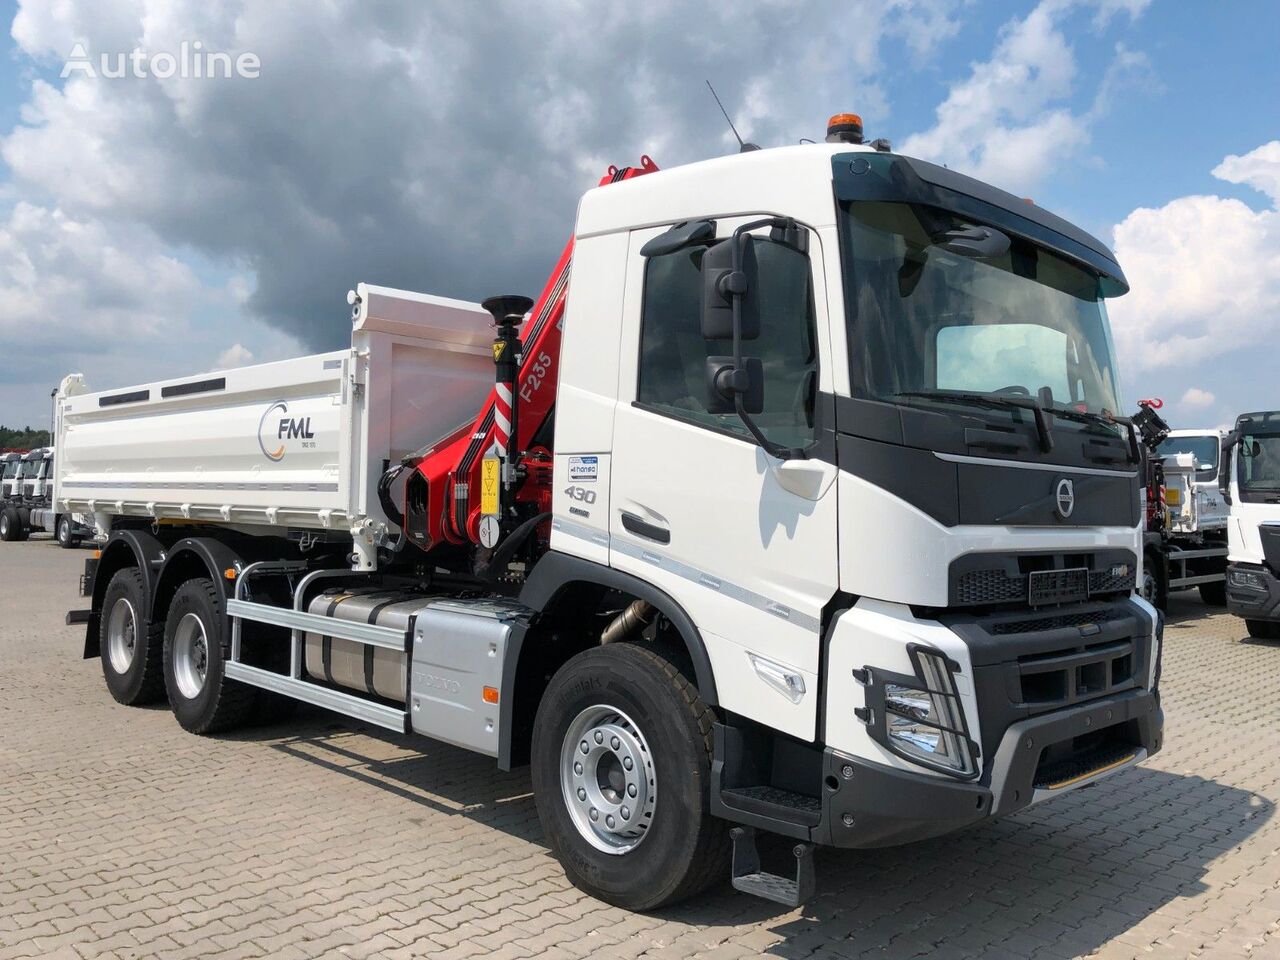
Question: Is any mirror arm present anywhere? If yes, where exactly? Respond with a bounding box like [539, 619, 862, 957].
[727, 219, 806, 461]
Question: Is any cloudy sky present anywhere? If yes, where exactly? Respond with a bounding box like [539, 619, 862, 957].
[0, 0, 1276, 432]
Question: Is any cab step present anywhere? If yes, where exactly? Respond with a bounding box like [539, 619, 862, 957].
[729, 825, 815, 907]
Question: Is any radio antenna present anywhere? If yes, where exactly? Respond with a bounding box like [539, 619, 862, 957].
[706, 80, 759, 152]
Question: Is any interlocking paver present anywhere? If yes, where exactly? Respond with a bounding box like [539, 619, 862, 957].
[3, 541, 1280, 959]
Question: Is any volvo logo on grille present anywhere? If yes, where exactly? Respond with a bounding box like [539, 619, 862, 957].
[1055, 478, 1076, 519]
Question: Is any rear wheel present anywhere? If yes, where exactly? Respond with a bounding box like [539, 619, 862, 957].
[1246, 619, 1280, 640]
[56, 515, 81, 548]
[163, 578, 254, 733]
[1198, 580, 1227, 606]
[531, 644, 728, 910]
[100, 568, 165, 704]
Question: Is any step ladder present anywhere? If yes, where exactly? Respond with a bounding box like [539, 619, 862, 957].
[730, 826, 816, 907]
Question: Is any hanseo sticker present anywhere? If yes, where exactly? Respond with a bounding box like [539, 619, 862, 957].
[568, 455, 598, 482]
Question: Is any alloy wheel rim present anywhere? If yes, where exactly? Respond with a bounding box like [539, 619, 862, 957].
[559, 704, 656, 854]
[172, 612, 210, 699]
[106, 598, 138, 674]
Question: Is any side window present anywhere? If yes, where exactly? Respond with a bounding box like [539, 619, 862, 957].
[637, 233, 818, 448]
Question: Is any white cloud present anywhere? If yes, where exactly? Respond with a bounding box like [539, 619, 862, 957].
[899, 0, 1150, 195]
[216, 343, 254, 368]
[2, 0, 961, 353]
[1180, 387, 1215, 409]
[1109, 141, 1280, 375]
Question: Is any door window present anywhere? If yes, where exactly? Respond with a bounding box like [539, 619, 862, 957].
[637, 235, 818, 449]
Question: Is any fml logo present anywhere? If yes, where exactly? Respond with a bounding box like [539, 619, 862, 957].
[258, 400, 315, 462]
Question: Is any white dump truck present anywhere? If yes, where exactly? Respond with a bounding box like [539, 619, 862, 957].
[60, 128, 1162, 909]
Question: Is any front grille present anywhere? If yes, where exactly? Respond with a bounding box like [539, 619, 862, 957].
[951, 551, 1136, 608]
[1015, 637, 1137, 708]
[990, 609, 1119, 635]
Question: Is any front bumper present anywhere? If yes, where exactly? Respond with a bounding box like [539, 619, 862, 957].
[813, 686, 1162, 848]
[1226, 562, 1280, 622]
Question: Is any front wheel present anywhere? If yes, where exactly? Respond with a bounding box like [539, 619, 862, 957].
[1142, 549, 1168, 612]
[531, 644, 728, 910]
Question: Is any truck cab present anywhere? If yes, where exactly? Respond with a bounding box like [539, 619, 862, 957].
[1158, 430, 1229, 533]
[1223, 411, 1280, 636]
[19, 448, 53, 503]
[0, 452, 22, 500]
[549, 143, 1160, 856]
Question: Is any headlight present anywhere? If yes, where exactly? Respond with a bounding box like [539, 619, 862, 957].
[1229, 568, 1267, 590]
[858, 647, 978, 779]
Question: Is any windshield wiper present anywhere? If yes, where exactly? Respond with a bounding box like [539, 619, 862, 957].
[1048, 405, 1139, 463]
[893, 390, 1054, 453]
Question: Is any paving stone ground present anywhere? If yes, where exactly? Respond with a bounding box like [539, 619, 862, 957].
[1, 537, 1278, 959]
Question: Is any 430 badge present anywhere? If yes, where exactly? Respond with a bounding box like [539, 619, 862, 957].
[258, 400, 317, 462]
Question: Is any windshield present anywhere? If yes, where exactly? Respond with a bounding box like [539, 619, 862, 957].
[840, 200, 1123, 432]
[1239, 428, 1280, 502]
[1, 461, 18, 480]
[1157, 435, 1218, 482]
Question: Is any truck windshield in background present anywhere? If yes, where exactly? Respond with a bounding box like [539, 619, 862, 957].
[838, 199, 1122, 433]
[1158, 435, 1219, 482]
[1238, 424, 1280, 503]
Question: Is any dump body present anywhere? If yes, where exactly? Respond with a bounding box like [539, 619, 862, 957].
[55, 286, 493, 559]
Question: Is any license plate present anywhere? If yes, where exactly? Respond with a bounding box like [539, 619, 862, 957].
[480, 458, 500, 516]
[1028, 567, 1089, 606]
[1164, 487, 1181, 506]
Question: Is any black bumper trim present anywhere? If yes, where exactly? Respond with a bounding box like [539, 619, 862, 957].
[813, 687, 1161, 849]
[1226, 562, 1280, 622]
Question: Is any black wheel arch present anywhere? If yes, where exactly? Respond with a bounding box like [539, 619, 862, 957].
[498, 550, 718, 771]
[151, 537, 248, 651]
[84, 529, 166, 659]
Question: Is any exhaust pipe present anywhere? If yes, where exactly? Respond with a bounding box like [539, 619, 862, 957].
[601, 599, 655, 645]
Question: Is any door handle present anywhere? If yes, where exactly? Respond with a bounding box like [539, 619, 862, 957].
[621, 511, 670, 544]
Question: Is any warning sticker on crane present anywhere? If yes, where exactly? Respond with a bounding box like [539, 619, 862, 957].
[481, 457, 500, 516]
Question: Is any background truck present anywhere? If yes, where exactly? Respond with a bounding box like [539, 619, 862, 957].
[1221, 410, 1280, 638]
[0, 445, 92, 545]
[1131, 403, 1229, 609]
[60, 124, 1162, 910]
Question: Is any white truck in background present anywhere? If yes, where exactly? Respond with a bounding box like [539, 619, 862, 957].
[57, 131, 1163, 910]
[1145, 429, 1229, 608]
[0, 445, 93, 546]
[1221, 411, 1280, 638]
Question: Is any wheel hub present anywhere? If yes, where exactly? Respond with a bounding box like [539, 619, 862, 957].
[172, 612, 210, 700]
[560, 705, 656, 854]
[106, 598, 137, 674]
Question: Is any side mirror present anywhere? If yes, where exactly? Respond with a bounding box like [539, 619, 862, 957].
[701, 236, 760, 340]
[1219, 432, 1237, 504]
[1246, 439, 1262, 458]
[705, 356, 763, 415]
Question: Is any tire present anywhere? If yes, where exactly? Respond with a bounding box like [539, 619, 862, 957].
[100, 568, 166, 705]
[1246, 619, 1280, 640]
[163, 578, 254, 734]
[57, 515, 77, 549]
[530, 644, 729, 911]
[0, 508, 18, 542]
[1198, 580, 1227, 607]
[1142, 549, 1168, 612]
